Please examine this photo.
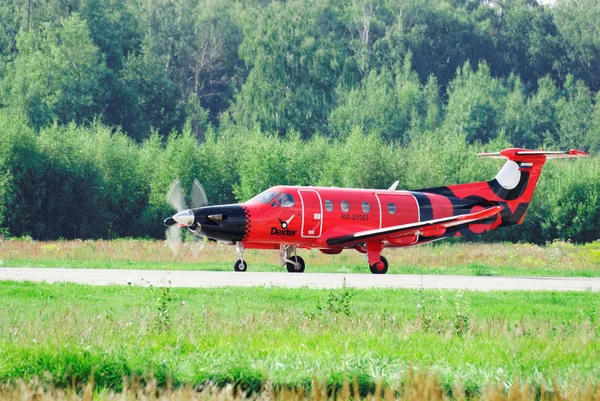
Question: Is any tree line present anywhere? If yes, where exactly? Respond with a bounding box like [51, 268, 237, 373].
[0, 0, 598, 242]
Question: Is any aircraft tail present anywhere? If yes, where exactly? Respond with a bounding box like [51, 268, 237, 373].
[419, 148, 588, 227]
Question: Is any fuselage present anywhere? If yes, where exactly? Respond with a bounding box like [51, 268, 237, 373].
[190, 185, 484, 250]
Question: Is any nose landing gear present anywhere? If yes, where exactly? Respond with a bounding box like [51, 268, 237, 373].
[234, 243, 247, 272]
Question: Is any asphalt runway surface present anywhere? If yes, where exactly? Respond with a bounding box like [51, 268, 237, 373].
[0, 268, 599, 291]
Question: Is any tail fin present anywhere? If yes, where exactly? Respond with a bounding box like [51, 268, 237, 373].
[479, 148, 587, 210]
[473, 149, 587, 225]
[419, 148, 588, 227]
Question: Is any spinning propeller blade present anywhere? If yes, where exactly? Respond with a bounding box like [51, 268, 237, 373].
[165, 224, 182, 255]
[166, 179, 186, 212]
[190, 179, 208, 209]
[164, 178, 208, 257]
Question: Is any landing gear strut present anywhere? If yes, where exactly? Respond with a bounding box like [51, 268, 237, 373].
[366, 242, 388, 274]
[234, 243, 247, 272]
[279, 245, 305, 273]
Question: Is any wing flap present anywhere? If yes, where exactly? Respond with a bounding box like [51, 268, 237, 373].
[325, 206, 502, 246]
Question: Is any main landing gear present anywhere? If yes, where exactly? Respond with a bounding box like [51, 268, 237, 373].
[369, 255, 388, 274]
[280, 245, 305, 273]
[366, 242, 388, 274]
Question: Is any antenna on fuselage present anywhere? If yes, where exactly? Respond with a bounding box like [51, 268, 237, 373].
[388, 180, 400, 191]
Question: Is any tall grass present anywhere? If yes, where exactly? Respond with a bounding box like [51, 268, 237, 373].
[1, 239, 599, 276]
[2, 373, 600, 401]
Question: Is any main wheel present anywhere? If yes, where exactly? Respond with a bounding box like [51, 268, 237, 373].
[286, 255, 305, 273]
[369, 256, 388, 274]
[234, 259, 248, 272]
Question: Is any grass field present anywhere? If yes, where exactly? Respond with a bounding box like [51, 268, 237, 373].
[1, 238, 600, 277]
[0, 281, 599, 398]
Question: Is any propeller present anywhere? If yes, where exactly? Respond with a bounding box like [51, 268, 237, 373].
[164, 179, 208, 257]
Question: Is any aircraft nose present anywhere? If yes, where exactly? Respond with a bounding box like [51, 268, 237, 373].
[173, 209, 195, 226]
[192, 204, 249, 242]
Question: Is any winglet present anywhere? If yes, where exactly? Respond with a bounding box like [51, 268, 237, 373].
[388, 180, 400, 191]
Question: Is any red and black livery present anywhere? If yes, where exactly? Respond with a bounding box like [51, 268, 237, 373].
[164, 148, 588, 274]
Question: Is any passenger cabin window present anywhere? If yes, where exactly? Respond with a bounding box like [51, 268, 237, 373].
[276, 193, 295, 208]
[325, 200, 334, 212]
[388, 202, 396, 215]
[362, 201, 370, 213]
[341, 200, 350, 212]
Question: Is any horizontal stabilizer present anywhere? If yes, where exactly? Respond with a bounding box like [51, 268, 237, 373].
[478, 149, 589, 160]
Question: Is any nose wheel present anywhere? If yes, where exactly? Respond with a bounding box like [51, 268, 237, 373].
[234, 243, 247, 272]
[234, 259, 248, 272]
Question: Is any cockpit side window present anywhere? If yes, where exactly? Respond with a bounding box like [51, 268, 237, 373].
[251, 190, 279, 204]
[276, 193, 295, 208]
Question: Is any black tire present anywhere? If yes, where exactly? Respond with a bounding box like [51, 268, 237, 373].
[286, 255, 305, 273]
[369, 255, 388, 274]
[234, 259, 248, 272]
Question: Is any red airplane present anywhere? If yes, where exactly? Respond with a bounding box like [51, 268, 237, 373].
[164, 148, 588, 274]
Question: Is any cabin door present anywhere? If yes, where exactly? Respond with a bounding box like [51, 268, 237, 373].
[298, 189, 323, 238]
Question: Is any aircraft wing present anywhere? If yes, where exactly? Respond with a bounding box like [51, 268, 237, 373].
[325, 206, 503, 246]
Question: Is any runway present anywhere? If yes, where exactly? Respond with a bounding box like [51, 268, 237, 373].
[0, 268, 599, 291]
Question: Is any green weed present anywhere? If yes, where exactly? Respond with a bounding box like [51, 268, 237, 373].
[317, 281, 355, 316]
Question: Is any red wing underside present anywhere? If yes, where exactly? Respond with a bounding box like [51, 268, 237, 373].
[325, 206, 503, 246]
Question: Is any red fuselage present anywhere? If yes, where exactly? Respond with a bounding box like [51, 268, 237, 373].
[241, 185, 463, 250]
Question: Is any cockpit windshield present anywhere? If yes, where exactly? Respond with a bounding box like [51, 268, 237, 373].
[250, 190, 279, 204]
[276, 193, 295, 208]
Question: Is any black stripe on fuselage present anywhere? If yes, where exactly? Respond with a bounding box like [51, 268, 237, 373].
[415, 186, 456, 198]
[409, 192, 433, 222]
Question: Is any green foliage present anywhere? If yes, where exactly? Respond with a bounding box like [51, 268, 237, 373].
[1, 14, 107, 130]
[235, 0, 346, 135]
[491, 0, 561, 86]
[554, 0, 600, 92]
[233, 129, 328, 201]
[554, 75, 594, 151]
[329, 56, 425, 142]
[329, 67, 399, 139]
[318, 127, 400, 190]
[0, 108, 44, 236]
[119, 47, 183, 140]
[0, 0, 599, 242]
[444, 62, 506, 144]
[538, 158, 600, 243]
